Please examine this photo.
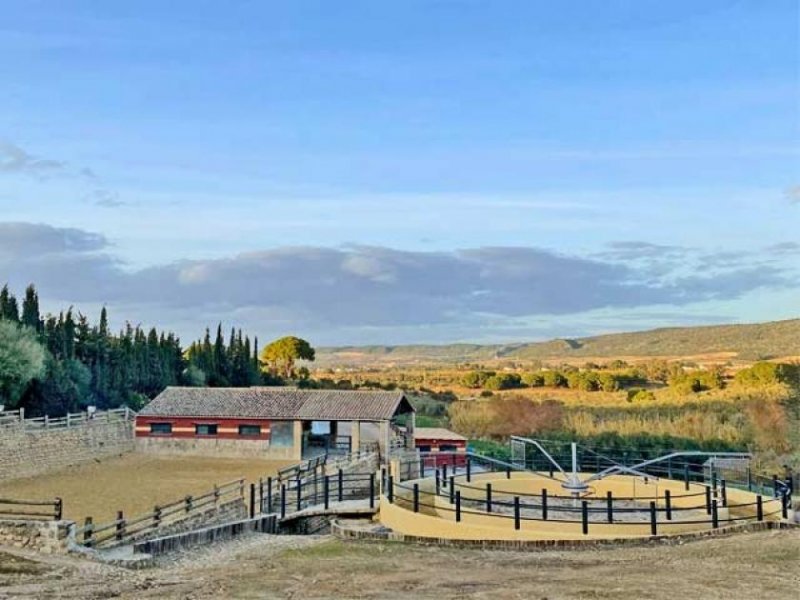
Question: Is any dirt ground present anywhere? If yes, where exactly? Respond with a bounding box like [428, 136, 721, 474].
[0, 528, 798, 599]
[0, 454, 293, 523]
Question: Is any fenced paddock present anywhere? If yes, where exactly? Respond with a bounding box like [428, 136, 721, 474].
[0, 453, 294, 523]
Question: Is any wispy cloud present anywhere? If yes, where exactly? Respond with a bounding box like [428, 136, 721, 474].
[0, 140, 124, 209]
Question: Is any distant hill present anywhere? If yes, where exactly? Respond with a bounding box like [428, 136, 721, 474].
[315, 318, 800, 367]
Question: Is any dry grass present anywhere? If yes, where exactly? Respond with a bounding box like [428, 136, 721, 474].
[0, 453, 293, 523]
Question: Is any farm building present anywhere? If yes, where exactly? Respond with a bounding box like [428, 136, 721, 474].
[135, 387, 416, 461]
[413, 427, 467, 454]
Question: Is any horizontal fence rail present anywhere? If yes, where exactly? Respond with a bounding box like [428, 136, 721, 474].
[73, 478, 245, 549]
[381, 451, 793, 537]
[0, 497, 62, 521]
[0, 407, 134, 431]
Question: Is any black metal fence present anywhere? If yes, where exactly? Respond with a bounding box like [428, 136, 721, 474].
[381, 452, 792, 536]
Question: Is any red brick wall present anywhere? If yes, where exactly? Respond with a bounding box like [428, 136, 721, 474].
[135, 416, 271, 441]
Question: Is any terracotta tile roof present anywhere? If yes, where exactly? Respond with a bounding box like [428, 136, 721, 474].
[138, 387, 413, 421]
[414, 427, 467, 441]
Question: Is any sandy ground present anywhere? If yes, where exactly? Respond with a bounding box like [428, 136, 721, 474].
[0, 528, 798, 599]
[0, 454, 294, 523]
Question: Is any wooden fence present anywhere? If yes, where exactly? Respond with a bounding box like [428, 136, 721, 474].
[73, 478, 245, 548]
[0, 497, 63, 521]
[0, 407, 134, 431]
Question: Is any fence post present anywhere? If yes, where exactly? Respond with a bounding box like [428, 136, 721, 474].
[185, 495, 193, 514]
[116, 510, 125, 541]
[451, 453, 456, 475]
[338, 469, 344, 502]
[684, 464, 690, 491]
[542, 489, 548, 521]
[606, 491, 613, 523]
[435, 471, 441, 496]
[782, 491, 789, 520]
[486, 483, 492, 513]
[667, 457, 672, 480]
[153, 505, 162, 529]
[772, 474, 779, 498]
[650, 502, 657, 536]
[387, 476, 394, 503]
[369, 473, 375, 509]
[413, 484, 419, 513]
[506, 467, 511, 479]
[581, 501, 589, 535]
[721, 479, 727, 508]
[665, 490, 672, 521]
[514, 496, 520, 530]
[267, 477, 273, 513]
[324, 475, 330, 509]
[83, 517, 93, 547]
[66, 413, 71, 428]
[280, 484, 286, 518]
[443, 464, 448, 482]
[756, 495, 763, 521]
[712, 500, 719, 529]
[466, 458, 471, 482]
[449, 476, 455, 504]
[746, 466, 752, 492]
[705, 486, 711, 515]
[419, 457, 425, 479]
[455, 491, 461, 522]
[44, 414, 49, 428]
[258, 478, 264, 514]
[54, 497, 62, 521]
[249, 483, 256, 519]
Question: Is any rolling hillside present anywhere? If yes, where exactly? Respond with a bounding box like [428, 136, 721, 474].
[316, 318, 800, 367]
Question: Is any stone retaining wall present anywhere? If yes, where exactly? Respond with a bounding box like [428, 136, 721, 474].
[0, 519, 73, 554]
[0, 420, 134, 482]
[331, 518, 797, 551]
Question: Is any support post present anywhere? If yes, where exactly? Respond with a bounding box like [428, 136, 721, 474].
[388, 476, 394, 503]
[449, 476, 455, 504]
[280, 484, 286, 519]
[116, 510, 125, 541]
[466, 458, 471, 482]
[712, 500, 719, 529]
[514, 496, 520, 530]
[650, 501, 657, 536]
[369, 473, 375, 509]
[581, 500, 589, 535]
[721, 479, 727, 508]
[324, 475, 330, 509]
[413, 483, 419, 513]
[267, 477, 273, 513]
[455, 491, 461, 522]
[296, 477, 302, 512]
[338, 468, 344, 502]
[249, 483, 256, 519]
[665, 490, 672, 521]
[486, 483, 492, 513]
[606, 491, 613, 523]
[705, 485, 712, 515]
[756, 495, 763, 521]
[542, 489, 548, 521]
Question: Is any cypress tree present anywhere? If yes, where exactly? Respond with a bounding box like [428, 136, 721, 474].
[21, 284, 41, 331]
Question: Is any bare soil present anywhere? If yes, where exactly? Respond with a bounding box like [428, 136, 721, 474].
[0, 453, 293, 523]
[0, 528, 797, 599]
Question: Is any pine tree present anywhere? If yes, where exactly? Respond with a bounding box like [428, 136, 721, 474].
[21, 284, 41, 331]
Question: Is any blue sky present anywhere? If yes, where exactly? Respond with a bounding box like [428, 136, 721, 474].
[0, 1, 798, 345]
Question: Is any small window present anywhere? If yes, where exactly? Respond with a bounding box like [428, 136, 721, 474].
[440, 444, 458, 452]
[195, 424, 218, 436]
[417, 444, 432, 452]
[149, 423, 172, 435]
[239, 424, 261, 437]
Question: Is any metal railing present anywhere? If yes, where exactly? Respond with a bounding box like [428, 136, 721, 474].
[381, 452, 792, 536]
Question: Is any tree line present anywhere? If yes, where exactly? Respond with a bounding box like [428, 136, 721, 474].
[0, 284, 316, 417]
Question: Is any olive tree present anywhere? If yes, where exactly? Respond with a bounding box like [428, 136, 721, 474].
[0, 321, 46, 407]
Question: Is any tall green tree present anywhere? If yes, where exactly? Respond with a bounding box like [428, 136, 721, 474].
[259, 336, 315, 378]
[0, 320, 46, 408]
